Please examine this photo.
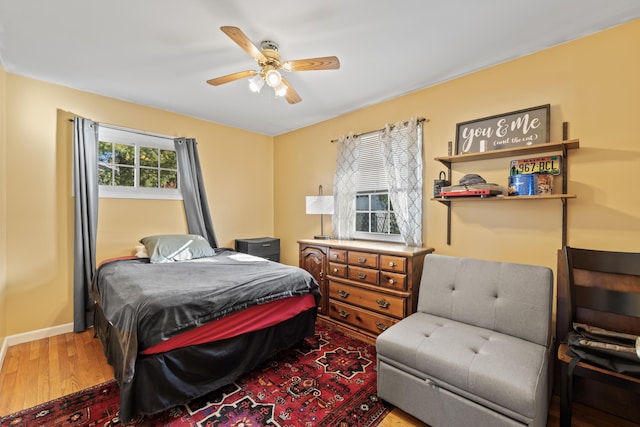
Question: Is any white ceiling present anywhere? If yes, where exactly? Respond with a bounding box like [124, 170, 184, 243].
[1, 1, 639, 136]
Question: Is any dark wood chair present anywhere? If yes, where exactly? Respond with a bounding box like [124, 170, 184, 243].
[558, 246, 640, 426]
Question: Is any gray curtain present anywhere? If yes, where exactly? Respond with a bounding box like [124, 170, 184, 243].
[381, 117, 423, 246]
[332, 132, 360, 239]
[174, 138, 218, 248]
[73, 117, 99, 332]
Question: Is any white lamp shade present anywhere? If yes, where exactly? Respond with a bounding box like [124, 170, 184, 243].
[306, 195, 334, 215]
[248, 74, 264, 93]
[274, 81, 288, 97]
[265, 69, 282, 87]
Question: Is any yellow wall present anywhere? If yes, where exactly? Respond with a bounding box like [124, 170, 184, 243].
[0, 65, 7, 343]
[275, 20, 640, 272]
[4, 74, 274, 335]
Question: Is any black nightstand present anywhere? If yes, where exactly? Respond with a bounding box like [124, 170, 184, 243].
[235, 237, 280, 262]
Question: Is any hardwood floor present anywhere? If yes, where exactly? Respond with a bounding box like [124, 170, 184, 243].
[0, 329, 638, 426]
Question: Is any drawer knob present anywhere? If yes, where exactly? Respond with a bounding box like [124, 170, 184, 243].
[387, 278, 396, 285]
[338, 309, 350, 318]
[333, 267, 339, 274]
[358, 257, 367, 263]
[376, 322, 389, 332]
[389, 261, 397, 267]
[333, 253, 340, 259]
[376, 298, 390, 309]
[338, 289, 350, 298]
[357, 273, 367, 279]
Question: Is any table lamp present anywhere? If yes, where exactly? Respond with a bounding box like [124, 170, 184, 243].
[305, 185, 334, 239]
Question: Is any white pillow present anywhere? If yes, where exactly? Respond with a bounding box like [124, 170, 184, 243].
[135, 245, 149, 258]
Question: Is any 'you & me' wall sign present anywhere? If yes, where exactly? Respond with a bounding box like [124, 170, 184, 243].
[455, 104, 550, 154]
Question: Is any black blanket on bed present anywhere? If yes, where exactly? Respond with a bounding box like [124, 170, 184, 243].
[91, 250, 319, 385]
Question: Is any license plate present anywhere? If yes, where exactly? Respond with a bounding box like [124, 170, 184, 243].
[510, 156, 561, 175]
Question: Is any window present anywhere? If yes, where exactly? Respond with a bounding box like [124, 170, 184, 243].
[334, 118, 422, 245]
[98, 126, 181, 200]
[356, 191, 400, 235]
[352, 131, 405, 242]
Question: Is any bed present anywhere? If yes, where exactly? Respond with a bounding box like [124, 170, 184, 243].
[90, 234, 320, 422]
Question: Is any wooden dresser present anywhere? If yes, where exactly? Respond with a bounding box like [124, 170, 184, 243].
[298, 239, 434, 344]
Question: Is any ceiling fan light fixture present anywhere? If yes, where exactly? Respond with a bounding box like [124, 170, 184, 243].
[264, 68, 282, 87]
[274, 82, 288, 97]
[248, 74, 264, 93]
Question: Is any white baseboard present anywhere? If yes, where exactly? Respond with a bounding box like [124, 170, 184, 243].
[6, 323, 74, 347]
[0, 323, 74, 372]
[0, 338, 7, 374]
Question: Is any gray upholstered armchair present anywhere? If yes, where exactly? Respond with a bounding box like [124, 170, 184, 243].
[377, 254, 554, 427]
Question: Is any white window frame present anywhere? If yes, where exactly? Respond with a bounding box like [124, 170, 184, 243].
[98, 125, 182, 200]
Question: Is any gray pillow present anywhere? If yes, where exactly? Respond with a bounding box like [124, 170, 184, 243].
[140, 234, 215, 264]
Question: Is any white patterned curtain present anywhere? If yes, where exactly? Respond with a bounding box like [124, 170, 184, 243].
[332, 133, 360, 239]
[381, 117, 423, 246]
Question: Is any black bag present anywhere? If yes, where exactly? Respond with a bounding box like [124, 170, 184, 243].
[567, 322, 640, 378]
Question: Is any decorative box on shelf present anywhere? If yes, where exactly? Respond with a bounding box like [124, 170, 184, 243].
[235, 237, 280, 262]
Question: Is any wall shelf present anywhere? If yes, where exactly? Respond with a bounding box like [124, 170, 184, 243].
[433, 194, 576, 203]
[435, 139, 580, 165]
[433, 135, 580, 245]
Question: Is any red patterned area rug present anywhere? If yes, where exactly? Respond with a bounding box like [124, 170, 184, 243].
[1, 324, 390, 426]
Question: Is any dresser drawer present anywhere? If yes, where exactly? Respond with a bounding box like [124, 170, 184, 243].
[348, 251, 378, 269]
[347, 265, 378, 286]
[328, 262, 347, 278]
[380, 271, 407, 291]
[329, 300, 398, 336]
[329, 281, 405, 318]
[328, 249, 347, 263]
[380, 254, 407, 273]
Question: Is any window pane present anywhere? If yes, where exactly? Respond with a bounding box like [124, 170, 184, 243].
[390, 213, 400, 234]
[140, 147, 158, 167]
[114, 144, 135, 166]
[160, 170, 177, 188]
[356, 212, 370, 232]
[160, 149, 177, 169]
[140, 168, 158, 188]
[98, 165, 113, 186]
[356, 194, 369, 211]
[98, 141, 113, 165]
[114, 166, 135, 187]
[372, 212, 390, 233]
[371, 193, 388, 211]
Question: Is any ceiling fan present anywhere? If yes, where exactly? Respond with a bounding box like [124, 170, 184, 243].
[207, 26, 340, 104]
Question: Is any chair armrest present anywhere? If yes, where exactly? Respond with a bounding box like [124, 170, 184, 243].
[557, 343, 640, 384]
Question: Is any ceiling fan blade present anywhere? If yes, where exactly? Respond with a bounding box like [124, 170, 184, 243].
[220, 26, 267, 63]
[206, 70, 256, 86]
[282, 56, 340, 72]
[281, 77, 302, 104]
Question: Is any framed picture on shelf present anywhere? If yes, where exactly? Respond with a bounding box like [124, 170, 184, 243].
[455, 104, 550, 154]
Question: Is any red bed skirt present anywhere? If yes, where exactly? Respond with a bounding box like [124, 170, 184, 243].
[141, 294, 316, 354]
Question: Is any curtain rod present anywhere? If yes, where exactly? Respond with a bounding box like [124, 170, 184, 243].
[330, 117, 428, 143]
[67, 118, 178, 141]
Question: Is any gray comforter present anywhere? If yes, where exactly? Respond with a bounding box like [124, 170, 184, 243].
[91, 250, 319, 384]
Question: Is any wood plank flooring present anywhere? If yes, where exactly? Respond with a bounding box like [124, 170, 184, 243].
[0, 329, 638, 426]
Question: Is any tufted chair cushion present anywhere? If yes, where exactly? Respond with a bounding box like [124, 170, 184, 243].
[377, 312, 549, 419]
[417, 254, 553, 346]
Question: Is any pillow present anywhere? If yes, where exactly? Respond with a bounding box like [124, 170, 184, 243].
[134, 245, 149, 258]
[140, 234, 215, 264]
